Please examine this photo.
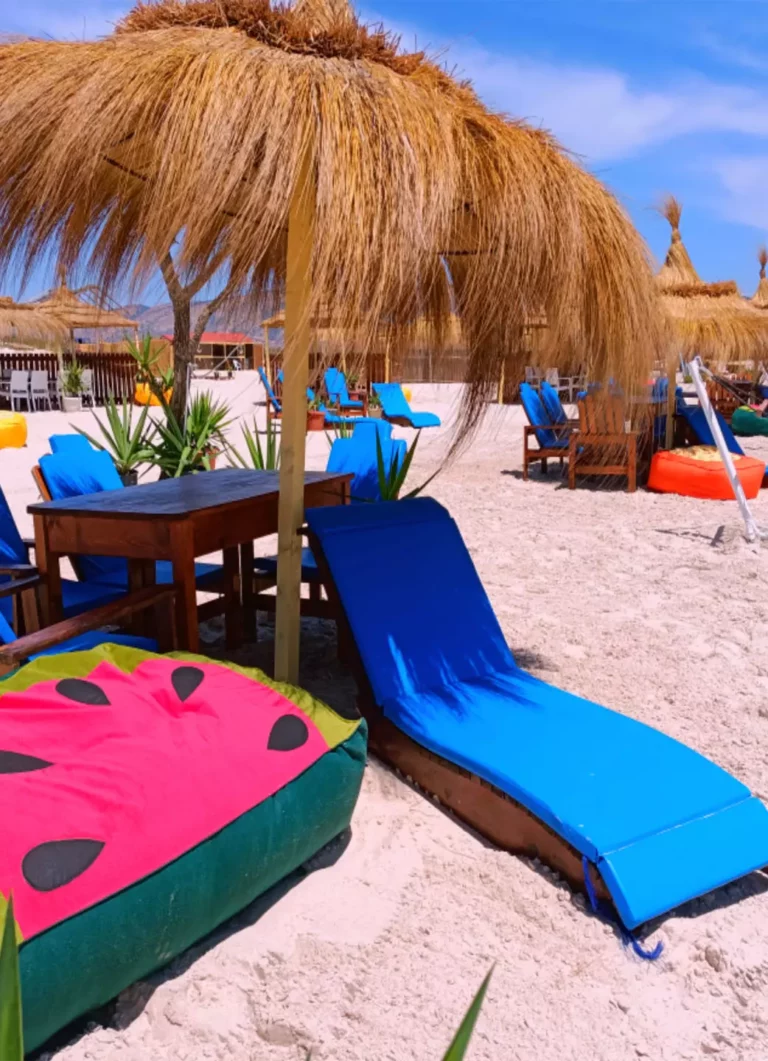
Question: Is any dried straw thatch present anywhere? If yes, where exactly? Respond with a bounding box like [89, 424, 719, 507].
[752, 247, 768, 310]
[657, 198, 768, 362]
[0, 296, 67, 344]
[34, 283, 139, 332]
[0, 0, 665, 438]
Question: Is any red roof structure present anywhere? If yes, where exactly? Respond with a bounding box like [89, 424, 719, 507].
[162, 332, 256, 344]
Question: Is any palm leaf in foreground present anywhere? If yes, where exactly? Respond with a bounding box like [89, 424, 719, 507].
[441, 967, 493, 1061]
[0, 895, 23, 1061]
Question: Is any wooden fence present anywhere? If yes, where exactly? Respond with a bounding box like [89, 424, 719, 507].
[0, 351, 137, 406]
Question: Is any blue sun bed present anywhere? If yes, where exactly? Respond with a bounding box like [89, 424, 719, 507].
[306, 497, 768, 930]
[372, 383, 440, 428]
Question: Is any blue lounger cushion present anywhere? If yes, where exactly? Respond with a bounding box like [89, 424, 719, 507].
[520, 383, 567, 449]
[539, 381, 569, 426]
[676, 401, 744, 456]
[372, 383, 440, 428]
[49, 434, 95, 455]
[305, 498, 768, 929]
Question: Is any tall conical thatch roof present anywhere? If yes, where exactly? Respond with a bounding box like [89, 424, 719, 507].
[657, 197, 768, 361]
[0, 0, 665, 435]
[0, 296, 67, 344]
[34, 284, 138, 331]
[752, 247, 768, 309]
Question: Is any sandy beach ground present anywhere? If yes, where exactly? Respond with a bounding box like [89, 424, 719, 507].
[3, 376, 768, 1061]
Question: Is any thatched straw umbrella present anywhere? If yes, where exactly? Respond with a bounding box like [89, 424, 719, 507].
[0, 0, 666, 680]
[0, 296, 67, 345]
[752, 247, 768, 309]
[656, 196, 768, 444]
[35, 280, 139, 342]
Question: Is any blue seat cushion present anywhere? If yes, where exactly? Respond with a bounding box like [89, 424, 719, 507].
[677, 403, 744, 456]
[520, 383, 562, 449]
[539, 381, 568, 426]
[49, 434, 95, 455]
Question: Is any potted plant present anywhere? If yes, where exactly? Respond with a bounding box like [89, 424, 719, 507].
[368, 390, 383, 419]
[307, 394, 326, 432]
[150, 391, 232, 477]
[75, 396, 155, 486]
[60, 360, 84, 413]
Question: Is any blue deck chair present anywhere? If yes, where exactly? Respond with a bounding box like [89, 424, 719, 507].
[0, 485, 125, 637]
[275, 370, 369, 427]
[252, 420, 405, 586]
[49, 433, 95, 455]
[325, 367, 364, 411]
[258, 366, 282, 417]
[306, 498, 768, 933]
[37, 451, 223, 591]
[520, 382, 570, 479]
[372, 383, 440, 428]
[539, 380, 569, 426]
[675, 394, 745, 456]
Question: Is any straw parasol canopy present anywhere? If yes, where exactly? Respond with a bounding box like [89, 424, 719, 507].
[0, 296, 68, 345]
[752, 247, 768, 310]
[0, 0, 667, 679]
[34, 282, 139, 333]
[657, 197, 768, 362]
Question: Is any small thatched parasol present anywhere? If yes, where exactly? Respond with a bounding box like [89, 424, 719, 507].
[657, 197, 768, 363]
[35, 281, 139, 335]
[0, 0, 667, 679]
[0, 296, 67, 345]
[752, 247, 768, 309]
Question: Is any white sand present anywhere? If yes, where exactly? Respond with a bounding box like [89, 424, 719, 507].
[3, 379, 768, 1061]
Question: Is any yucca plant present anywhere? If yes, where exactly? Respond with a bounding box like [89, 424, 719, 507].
[75, 396, 155, 483]
[375, 429, 440, 501]
[228, 415, 281, 471]
[151, 392, 232, 478]
[0, 896, 23, 1061]
[441, 968, 492, 1060]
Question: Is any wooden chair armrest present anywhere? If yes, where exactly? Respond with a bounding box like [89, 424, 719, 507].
[0, 573, 42, 598]
[0, 560, 38, 577]
[0, 585, 177, 667]
[524, 424, 572, 435]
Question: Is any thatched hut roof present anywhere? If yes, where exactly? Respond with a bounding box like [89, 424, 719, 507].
[0, 296, 67, 344]
[657, 197, 768, 361]
[0, 0, 665, 434]
[34, 284, 138, 331]
[752, 247, 768, 310]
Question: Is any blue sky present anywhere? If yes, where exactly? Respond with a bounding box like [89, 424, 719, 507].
[5, 0, 768, 300]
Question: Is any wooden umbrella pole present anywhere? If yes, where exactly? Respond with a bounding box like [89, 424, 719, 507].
[275, 141, 315, 684]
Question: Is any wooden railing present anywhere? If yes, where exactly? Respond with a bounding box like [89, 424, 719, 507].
[0, 351, 137, 406]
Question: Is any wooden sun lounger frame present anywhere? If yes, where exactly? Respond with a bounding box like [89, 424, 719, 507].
[306, 528, 612, 909]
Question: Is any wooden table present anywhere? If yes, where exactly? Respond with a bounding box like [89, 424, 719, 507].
[29, 469, 350, 653]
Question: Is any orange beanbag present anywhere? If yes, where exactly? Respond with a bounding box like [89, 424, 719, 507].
[0, 411, 27, 448]
[648, 447, 765, 500]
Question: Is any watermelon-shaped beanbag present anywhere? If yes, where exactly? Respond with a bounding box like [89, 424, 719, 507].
[0, 644, 366, 1053]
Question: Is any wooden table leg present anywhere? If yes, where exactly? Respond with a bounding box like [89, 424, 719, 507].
[239, 540, 255, 640]
[170, 523, 199, 653]
[223, 546, 243, 650]
[127, 559, 155, 638]
[33, 515, 62, 627]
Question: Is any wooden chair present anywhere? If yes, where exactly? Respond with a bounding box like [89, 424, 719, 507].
[568, 394, 637, 492]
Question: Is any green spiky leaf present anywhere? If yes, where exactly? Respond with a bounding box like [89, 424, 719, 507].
[0, 895, 23, 1061]
[441, 968, 493, 1061]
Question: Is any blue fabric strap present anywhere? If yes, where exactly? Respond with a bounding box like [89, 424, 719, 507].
[581, 856, 663, 962]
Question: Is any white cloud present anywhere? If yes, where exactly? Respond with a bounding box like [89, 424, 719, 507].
[711, 155, 768, 229]
[365, 12, 768, 163]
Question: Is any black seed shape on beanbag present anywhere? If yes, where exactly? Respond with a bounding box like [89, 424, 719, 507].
[268, 714, 309, 751]
[22, 839, 105, 892]
[55, 679, 110, 706]
[0, 750, 53, 774]
[171, 666, 205, 702]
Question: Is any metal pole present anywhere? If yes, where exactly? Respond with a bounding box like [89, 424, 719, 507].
[688, 357, 767, 542]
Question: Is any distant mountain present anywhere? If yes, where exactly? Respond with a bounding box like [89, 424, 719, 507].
[78, 297, 270, 343]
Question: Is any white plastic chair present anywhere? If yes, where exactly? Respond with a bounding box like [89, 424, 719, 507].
[10, 370, 30, 411]
[30, 369, 52, 411]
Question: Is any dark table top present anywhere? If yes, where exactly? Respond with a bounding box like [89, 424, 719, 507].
[28, 469, 350, 521]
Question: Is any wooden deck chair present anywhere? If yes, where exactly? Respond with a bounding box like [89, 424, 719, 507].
[569, 393, 637, 492]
